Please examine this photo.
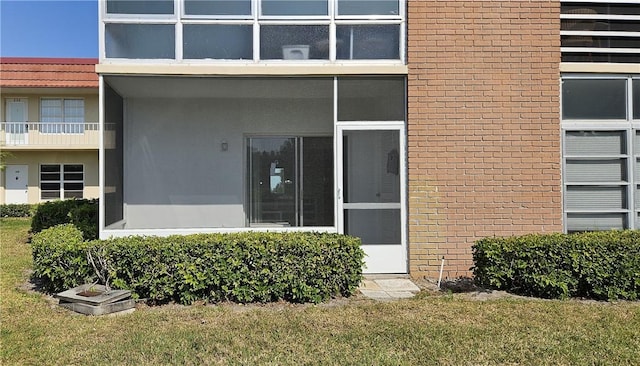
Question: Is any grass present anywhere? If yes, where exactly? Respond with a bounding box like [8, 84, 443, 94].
[2, 218, 639, 365]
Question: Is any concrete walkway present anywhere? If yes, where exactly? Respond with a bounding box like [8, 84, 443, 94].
[358, 277, 421, 300]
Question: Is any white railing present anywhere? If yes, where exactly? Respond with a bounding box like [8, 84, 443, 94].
[0, 122, 99, 148]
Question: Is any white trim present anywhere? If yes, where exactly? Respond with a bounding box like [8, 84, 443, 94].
[102, 226, 337, 239]
[98, 76, 105, 236]
[561, 47, 640, 54]
[562, 30, 640, 38]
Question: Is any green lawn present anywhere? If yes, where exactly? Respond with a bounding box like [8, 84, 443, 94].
[2, 217, 639, 365]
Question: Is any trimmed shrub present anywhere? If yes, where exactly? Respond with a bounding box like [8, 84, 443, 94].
[31, 227, 365, 304]
[472, 230, 640, 300]
[0, 203, 34, 217]
[31, 224, 93, 293]
[31, 199, 98, 240]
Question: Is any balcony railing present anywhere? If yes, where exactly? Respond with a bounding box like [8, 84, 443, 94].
[0, 122, 99, 149]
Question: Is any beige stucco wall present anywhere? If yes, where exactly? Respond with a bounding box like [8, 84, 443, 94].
[0, 150, 98, 204]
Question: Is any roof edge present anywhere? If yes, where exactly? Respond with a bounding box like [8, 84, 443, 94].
[0, 57, 98, 65]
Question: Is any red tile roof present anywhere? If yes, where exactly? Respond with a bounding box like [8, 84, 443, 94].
[0, 57, 98, 88]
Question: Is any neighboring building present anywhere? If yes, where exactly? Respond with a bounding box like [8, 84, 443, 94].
[1, 58, 99, 205]
[96, 1, 640, 278]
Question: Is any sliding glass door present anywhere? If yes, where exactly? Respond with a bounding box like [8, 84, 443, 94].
[247, 136, 333, 227]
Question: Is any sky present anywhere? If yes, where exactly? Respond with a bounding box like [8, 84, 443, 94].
[0, 0, 98, 58]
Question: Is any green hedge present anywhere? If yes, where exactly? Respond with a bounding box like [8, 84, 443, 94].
[32, 225, 365, 304]
[472, 230, 640, 300]
[31, 199, 98, 240]
[0, 204, 34, 217]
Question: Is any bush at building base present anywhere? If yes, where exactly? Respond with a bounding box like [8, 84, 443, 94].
[472, 230, 640, 300]
[32, 224, 365, 305]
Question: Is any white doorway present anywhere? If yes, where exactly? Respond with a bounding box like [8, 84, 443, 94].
[5, 98, 28, 145]
[337, 122, 407, 274]
[5, 165, 28, 204]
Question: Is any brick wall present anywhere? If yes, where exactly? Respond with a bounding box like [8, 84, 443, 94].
[407, 1, 563, 279]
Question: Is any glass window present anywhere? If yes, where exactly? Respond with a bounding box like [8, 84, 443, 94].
[183, 25, 253, 59]
[184, 0, 251, 16]
[106, 0, 174, 14]
[337, 25, 400, 60]
[41, 98, 85, 133]
[260, 25, 329, 60]
[106, 23, 175, 59]
[338, 77, 405, 121]
[562, 79, 627, 119]
[261, 0, 328, 16]
[634, 79, 640, 120]
[40, 164, 84, 200]
[338, 0, 399, 16]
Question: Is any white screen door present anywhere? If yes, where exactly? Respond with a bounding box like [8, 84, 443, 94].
[5, 98, 28, 145]
[337, 122, 407, 273]
[5, 165, 28, 204]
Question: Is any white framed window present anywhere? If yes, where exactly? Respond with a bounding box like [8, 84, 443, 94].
[40, 98, 85, 134]
[40, 164, 84, 200]
[101, 0, 405, 62]
[562, 75, 640, 232]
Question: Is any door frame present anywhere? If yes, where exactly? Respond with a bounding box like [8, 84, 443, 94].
[336, 121, 407, 274]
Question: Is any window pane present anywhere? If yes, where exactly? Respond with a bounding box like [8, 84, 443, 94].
[634, 80, 640, 120]
[565, 131, 625, 155]
[41, 182, 61, 191]
[41, 165, 61, 173]
[63, 100, 84, 122]
[262, 0, 327, 16]
[184, 0, 251, 15]
[64, 164, 84, 172]
[64, 183, 84, 191]
[248, 138, 297, 226]
[106, 0, 173, 14]
[338, 77, 405, 121]
[565, 186, 627, 210]
[567, 213, 627, 232]
[41, 191, 61, 200]
[345, 209, 401, 244]
[64, 173, 84, 181]
[41, 173, 60, 181]
[106, 24, 175, 59]
[184, 25, 253, 59]
[337, 25, 399, 60]
[260, 25, 329, 60]
[562, 79, 627, 119]
[565, 159, 626, 183]
[41, 99, 62, 122]
[302, 137, 334, 226]
[64, 191, 84, 199]
[338, 0, 399, 15]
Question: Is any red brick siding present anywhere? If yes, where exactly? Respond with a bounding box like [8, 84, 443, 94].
[407, 1, 563, 278]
